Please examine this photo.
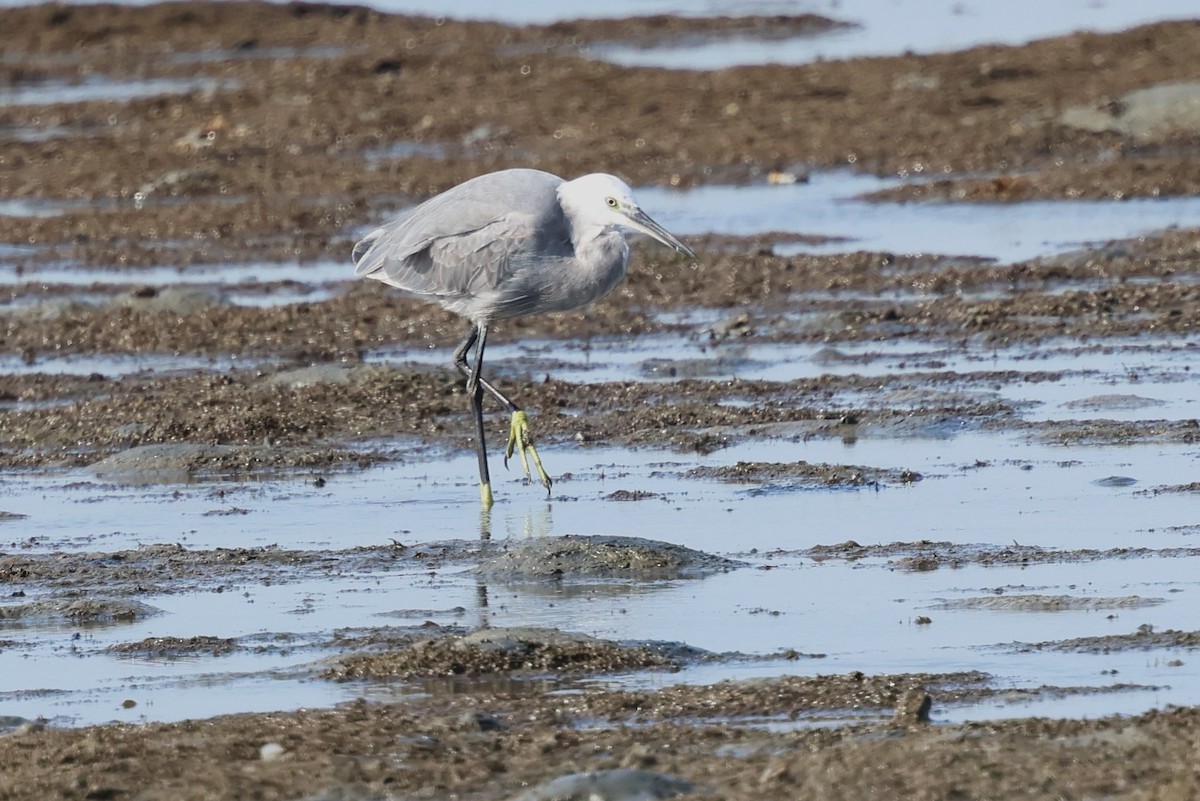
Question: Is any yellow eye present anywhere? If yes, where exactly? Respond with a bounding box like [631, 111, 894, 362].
[605, 197, 618, 208]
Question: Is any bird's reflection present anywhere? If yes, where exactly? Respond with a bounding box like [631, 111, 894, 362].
[474, 499, 557, 628]
[477, 498, 554, 541]
[478, 504, 493, 541]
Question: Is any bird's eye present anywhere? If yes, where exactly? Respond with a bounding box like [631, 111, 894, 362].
[605, 197, 618, 208]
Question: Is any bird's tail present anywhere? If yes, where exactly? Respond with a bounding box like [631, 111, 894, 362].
[351, 228, 384, 275]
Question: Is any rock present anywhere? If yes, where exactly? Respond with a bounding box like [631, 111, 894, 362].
[454, 711, 507, 732]
[1059, 81, 1200, 141]
[265, 364, 383, 389]
[89, 443, 238, 482]
[475, 535, 742, 581]
[457, 626, 608, 651]
[88, 443, 301, 483]
[135, 168, 219, 198]
[0, 598, 162, 624]
[706, 313, 753, 339]
[810, 346, 856, 364]
[931, 594, 1163, 612]
[894, 689, 932, 724]
[111, 286, 223, 314]
[325, 626, 691, 680]
[106, 635, 238, 657]
[0, 716, 40, 737]
[260, 742, 286, 761]
[637, 355, 758, 379]
[288, 785, 389, 801]
[1064, 394, 1166, 411]
[1094, 476, 1137, 488]
[758, 756, 791, 786]
[508, 769, 692, 801]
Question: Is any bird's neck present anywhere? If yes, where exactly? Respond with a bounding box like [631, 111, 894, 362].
[573, 225, 627, 267]
[568, 226, 629, 302]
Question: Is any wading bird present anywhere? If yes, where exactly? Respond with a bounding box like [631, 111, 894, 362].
[353, 168, 694, 508]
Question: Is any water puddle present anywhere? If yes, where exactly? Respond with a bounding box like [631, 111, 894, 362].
[292, 0, 1200, 65]
[636, 172, 1200, 263]
[0, 76, 235, 106]
[0, 198, 94, 218]
[0, 259, 349, 289]
[0, 258, 343, 310]
[369, 333, 1200, 422]
[0, 351, 281, 377]
[0, 428, 1197, 726]
[0, 123, 103, 143]
[296, 0, 1194, 39]
[313, 0, 798, 23]
[589, 0, 1199, 68]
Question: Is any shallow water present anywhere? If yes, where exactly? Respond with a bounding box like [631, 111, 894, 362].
[0, 418, 1197, 727]
[637, 173, 1200, 263]
[369, 333, 1200, 422]
[0, 259, 348, 288]
[229, 0, 1200, 43]
[350, 169, 1200, 265]
[0, 76, 234, 106]
[590, 0, 1200, 69]
[1, 4, 1198, 731]
[13, 170, 1200, 271]
[0, 350, 282, 377]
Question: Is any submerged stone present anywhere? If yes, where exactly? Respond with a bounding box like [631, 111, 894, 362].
[509, 768, 692, 801]
[1064, 394, 1167, 411]
[0, 598, 162, 625]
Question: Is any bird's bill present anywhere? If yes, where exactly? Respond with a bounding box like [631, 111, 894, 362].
[624, 209, 696, 258]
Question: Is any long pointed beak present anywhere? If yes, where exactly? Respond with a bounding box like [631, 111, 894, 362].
[624, 208, 696, 259]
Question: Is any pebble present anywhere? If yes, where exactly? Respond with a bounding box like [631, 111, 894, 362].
[260, 742, 286, 761]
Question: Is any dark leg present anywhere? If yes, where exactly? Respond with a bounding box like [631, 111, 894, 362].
[471, 375, 492, 508]
[463, 324, 494, 508]
[451, 322, 553, 501]
[453, 324, 518, 412]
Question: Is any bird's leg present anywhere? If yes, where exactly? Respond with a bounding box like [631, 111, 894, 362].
[453, 325, 481, 395]
[471, 377, 493, 508]
[452, 324, 553, 497]
[453, 324, 512, 409]
[455, 324, 494, 508]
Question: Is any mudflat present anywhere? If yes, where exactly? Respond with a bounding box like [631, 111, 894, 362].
[2, 3, 1200, 799]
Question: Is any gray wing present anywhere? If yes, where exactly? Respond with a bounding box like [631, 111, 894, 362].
[352, 170, 570, 310]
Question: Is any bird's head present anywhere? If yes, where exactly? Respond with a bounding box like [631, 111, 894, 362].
[560, 173, 695, 258]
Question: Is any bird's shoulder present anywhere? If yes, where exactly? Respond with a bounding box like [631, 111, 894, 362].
[353, 170, 574, 298]
[354, 170, 567, 273]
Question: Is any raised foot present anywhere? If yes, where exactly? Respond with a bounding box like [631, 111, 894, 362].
[504, 410, 552, 494]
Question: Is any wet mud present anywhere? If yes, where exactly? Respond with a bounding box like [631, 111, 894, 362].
[323, 627, 688, 681]
[3, 676, 1200, 801]
[2, 2, 1200, 799]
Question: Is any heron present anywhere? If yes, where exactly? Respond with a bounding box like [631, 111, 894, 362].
[353, 168, 694, 509]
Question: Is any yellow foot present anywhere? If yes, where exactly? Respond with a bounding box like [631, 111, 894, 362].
[504, 410, 552, 494]
[480, 481, 494, 509]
